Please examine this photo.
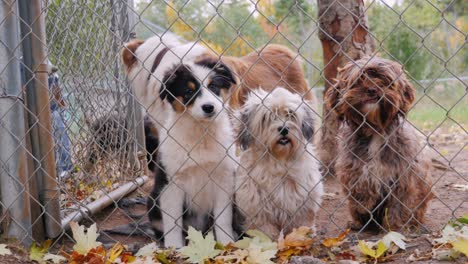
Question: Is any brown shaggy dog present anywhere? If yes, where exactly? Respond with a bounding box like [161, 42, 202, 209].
[195, 44, 313, 108]
[325, 56, 433, 231]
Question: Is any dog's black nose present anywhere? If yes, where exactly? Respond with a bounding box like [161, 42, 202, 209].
[367, 87, 377, 96]
[202, 104, 215, 114]
[278, 126, 289, 136]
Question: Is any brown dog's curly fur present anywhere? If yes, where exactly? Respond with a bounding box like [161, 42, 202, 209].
[325, 56, 433, 231]
[196, 44, 313, 109]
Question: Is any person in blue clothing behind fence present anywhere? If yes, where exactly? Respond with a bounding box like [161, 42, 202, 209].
[21, 60, 73, 178]
[48, 64, 73, 178]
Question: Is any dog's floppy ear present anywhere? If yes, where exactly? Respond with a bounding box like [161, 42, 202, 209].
[324, 81, 342, 114]
[122, 39, 145, 70]
[301, 105, 315, 141]
[385, 60, 415, 114]
[398, 75, 415, 114]
[236, 107, 253, 150]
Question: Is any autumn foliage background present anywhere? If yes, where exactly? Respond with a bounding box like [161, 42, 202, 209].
[46, 0, 468, 131]
[131, 0, 468, 130]
[136, 0, 467, 84]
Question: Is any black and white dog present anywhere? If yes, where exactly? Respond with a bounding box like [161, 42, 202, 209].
[122, 36, 238, 247]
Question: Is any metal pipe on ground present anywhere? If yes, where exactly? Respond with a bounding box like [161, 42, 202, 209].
[0, 0, 33, 246]
[61, 176, 148, 230]
[18, 0, 62, 239]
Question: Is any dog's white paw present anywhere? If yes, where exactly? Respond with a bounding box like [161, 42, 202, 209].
[163, 230, 185, 249]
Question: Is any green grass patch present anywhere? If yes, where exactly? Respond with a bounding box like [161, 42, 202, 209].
[314, 82, 467, 132]
[408, 82, 467, 131]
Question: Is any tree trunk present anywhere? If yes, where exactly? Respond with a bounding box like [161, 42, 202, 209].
[316, 0, 375, 176]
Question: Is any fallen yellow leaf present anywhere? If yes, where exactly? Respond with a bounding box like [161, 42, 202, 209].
[322, 229, 350, 247]
[30, 239, 52, 262]
[358, 240, 388, 259]
[107, 242, 124, 263]
[452, 238, 468, 256]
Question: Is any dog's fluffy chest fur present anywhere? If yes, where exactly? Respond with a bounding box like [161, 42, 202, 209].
[338, 122, 428, 190]
[236, 146, 322, 225]
[159, 113, 236, 212]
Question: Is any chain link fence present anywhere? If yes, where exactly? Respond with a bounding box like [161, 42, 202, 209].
[0, 0, 466, 252]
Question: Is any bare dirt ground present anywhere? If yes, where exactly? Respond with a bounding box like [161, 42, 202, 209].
[316, 126, 468, 239]
[43, 126, 467, 263]
[93, 129, 468, 260]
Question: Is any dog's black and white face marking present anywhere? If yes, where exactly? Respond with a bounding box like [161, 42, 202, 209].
[160, 64, 201, 112]
[160, 62, 236, 120]
[195, 58, 237, 98]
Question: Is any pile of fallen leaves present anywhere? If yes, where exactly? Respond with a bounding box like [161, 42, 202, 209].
[0, 215, 467, 263]
[429, 215, 468, 261]
[59, 163, 132, 210]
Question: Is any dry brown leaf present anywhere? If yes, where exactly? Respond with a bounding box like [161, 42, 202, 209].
[276, 226, 315, 263]
[68, 246, 107, 264]
[322, 229, 350, 248]
[335, 251, 356, 261]
[120, 252, 136, 263]
[278, 226, 314, 250]
[276, 247, 303, 263]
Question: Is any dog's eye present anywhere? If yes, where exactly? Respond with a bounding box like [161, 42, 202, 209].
[208, 78, 226, 96]
[185, 88, 195, 99]
[287, 110, 298, 121]
[210, 76, 231, 89]
[208, 83, 220, 93]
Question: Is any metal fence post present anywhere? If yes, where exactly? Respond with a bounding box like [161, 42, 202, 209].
[18, 0, 62, 239]
[122, 0, 147, 177]
[0, 0, 33, 246]
[128, 0, 147, 176]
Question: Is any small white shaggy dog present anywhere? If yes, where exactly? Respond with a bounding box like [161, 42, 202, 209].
[234, 87, 323, 239]
[122, 35, 238, 247]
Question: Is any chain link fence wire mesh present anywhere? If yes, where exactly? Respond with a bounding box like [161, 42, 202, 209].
[45, 0, 146, 211]
[0, 0, 466, 253]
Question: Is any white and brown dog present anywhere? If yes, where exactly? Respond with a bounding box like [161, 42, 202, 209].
[122, 35, 238, 247]
[233, 87, 323, 239]
[122, 35, 314, 246]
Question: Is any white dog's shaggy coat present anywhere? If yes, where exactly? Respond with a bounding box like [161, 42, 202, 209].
[234, 88, 323, 239]
[122, 35, 237, 247]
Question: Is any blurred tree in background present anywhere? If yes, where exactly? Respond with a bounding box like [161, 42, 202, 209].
[44, 0, 466, 86]
[368, 0, 467, 80]
[136, 0, 324, 85]
[123, 0, 467, 84]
